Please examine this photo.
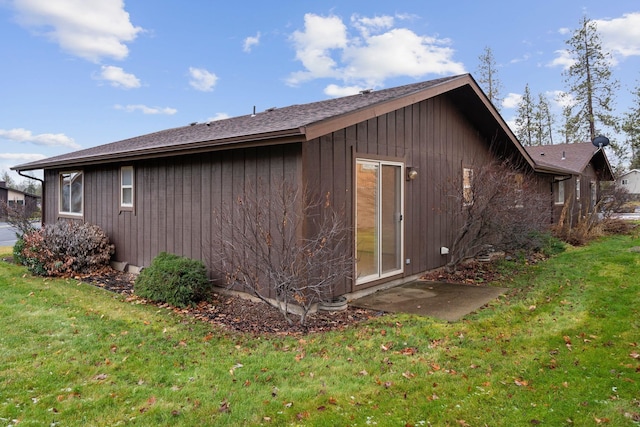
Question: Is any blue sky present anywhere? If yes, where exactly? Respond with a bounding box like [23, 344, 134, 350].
[1, 0, 639, 182]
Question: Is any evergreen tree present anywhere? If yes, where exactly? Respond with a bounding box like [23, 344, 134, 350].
[560, 100, 580, 144]
[515, 84, 535, 146]
[563, 16, 619, 142]
[534, 93, 554, 145]
[623, 80, 640, 169]
[476, 46, 503, 111]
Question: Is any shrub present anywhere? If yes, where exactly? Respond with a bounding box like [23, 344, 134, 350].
[19, 221, 114, 276]
[12, 237, 26, 266]
[134, 252, 211, 308]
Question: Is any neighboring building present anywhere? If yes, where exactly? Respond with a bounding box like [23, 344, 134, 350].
[0, 181, 40, 220]
[13, 74, 584, 299]
[525, 143, 615, 224]
[617, 169, 640, 200]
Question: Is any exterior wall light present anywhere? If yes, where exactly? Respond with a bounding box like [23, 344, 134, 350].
[406, 167, 418, 181]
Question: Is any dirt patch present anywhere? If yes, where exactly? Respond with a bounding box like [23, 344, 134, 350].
[80, 267, 380, 335]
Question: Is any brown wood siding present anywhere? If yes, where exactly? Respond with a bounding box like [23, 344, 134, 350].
[43, 145, 301, 299]
[302, 94, 495, 292]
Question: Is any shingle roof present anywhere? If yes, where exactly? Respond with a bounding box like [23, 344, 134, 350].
[14, 75, 464, 171]
[525, 142, 614, 180]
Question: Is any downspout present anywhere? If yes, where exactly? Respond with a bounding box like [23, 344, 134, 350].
[16, 170, 45, 226]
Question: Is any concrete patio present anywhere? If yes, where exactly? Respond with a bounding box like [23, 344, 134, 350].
[350, 280, 508, 322]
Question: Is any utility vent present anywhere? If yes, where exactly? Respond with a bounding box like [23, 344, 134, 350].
[189, 122, 197, 126]
[359, 89, 373, 94]
[265, 107, 277, 112]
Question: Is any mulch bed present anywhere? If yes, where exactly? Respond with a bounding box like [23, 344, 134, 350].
[80, 267, 382, 336]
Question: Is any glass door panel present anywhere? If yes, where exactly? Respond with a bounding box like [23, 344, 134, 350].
[356, 161, 379, 279]
[381, 164, 402, 274]
[356, 160, 403, 284]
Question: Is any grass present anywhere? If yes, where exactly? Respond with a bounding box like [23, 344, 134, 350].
[1, 231, 640, 426]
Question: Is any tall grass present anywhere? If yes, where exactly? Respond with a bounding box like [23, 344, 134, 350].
[1, 231, 639, 426]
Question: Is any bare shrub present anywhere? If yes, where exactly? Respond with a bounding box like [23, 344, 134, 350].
[213, 180, 352, 326]
[445, 159, 551, 272]
[20, 221, 115, 276]
[554, 185, 628, 245]
[0, 201, 37, 237]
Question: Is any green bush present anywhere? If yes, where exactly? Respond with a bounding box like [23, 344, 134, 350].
[134, 252, 211, 308]
[12, 237, 26, 266]
[19, 221, 114, 276]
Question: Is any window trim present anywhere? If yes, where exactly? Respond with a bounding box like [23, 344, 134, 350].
[120, 166, 134, 210]
[59, 171, 83, 217]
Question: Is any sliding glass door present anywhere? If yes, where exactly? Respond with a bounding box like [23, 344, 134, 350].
[356, 159, 403, 284]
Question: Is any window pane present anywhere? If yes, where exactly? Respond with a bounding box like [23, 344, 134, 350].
[60, 172, 82, 214]
[122, 188, 133, 205]
[122, 167, 133, 186]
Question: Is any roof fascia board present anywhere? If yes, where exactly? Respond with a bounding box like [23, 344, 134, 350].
[13, 131, 305, 171]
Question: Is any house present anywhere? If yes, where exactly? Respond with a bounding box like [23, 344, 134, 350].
[0, 181, 40, 220]
[524, 142, 614, 224]
[616, 169, 640, 200]
[14, 73, 567, 298]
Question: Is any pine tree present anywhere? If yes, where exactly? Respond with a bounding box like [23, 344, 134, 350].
[476, 46, 503, 111]
[623, 80, 640, 169]
[563, 15, 619, 142]
[515, 84, 535, 146]
[534, 93, 554, 145]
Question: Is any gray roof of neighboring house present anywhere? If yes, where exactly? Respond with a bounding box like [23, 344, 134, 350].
[524, 142, 614, 180]
[15, 75, 471, 171]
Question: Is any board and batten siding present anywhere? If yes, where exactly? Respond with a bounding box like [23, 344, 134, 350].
[302, 93, 492, 291]
[44, 145, 301, 294]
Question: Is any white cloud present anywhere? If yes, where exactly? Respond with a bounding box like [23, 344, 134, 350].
[13, 0, 143, 62]
[0, 152, 47, 162]
[351, 14, 395, 37]
[554, 90, 575, 108]
[0, 128, 80, 149]
[207, 113, 230, 122]
[98, 65, 141, 89]
[114, 104, 177, 115]
[558, 27, 571, 35]
[243, 32, 260, 53]
[287, 13, 465, 92]
[547, 49, 575, 70]
[502, 93, 522, 109]
[595, 12, 640, 62]
[188, 67, 218, 92]
[324, 84, 365, 97]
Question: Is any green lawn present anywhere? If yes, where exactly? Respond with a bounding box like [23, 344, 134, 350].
[1, 231, 639, 426]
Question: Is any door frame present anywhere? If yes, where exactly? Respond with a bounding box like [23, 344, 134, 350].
[355, 158, 405, 285]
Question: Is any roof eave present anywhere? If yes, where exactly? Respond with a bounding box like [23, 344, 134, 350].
[13, 129, 305, 171]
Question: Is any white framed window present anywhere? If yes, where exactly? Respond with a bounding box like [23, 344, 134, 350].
[622, 179, 628, 185]
[120, 166, 134, 209]
[463, 167, 474, 206]
[59, 171, 83, 216]
[590, 181, 597, 208]
[575, 178, 581, 200]
[554, 179, 565, 205]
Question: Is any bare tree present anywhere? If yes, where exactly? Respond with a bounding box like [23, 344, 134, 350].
[444, 159, 551, 273]
[213, 180, 352, 326]
[0, 201, 36, 237]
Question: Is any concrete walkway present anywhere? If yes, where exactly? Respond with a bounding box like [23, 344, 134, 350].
[351, 280, 507, 322]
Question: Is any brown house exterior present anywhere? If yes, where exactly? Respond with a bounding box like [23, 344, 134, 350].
[525, 143, 614, 225]
[14, 74, 577, 298]
[0, 181, 40, 220]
